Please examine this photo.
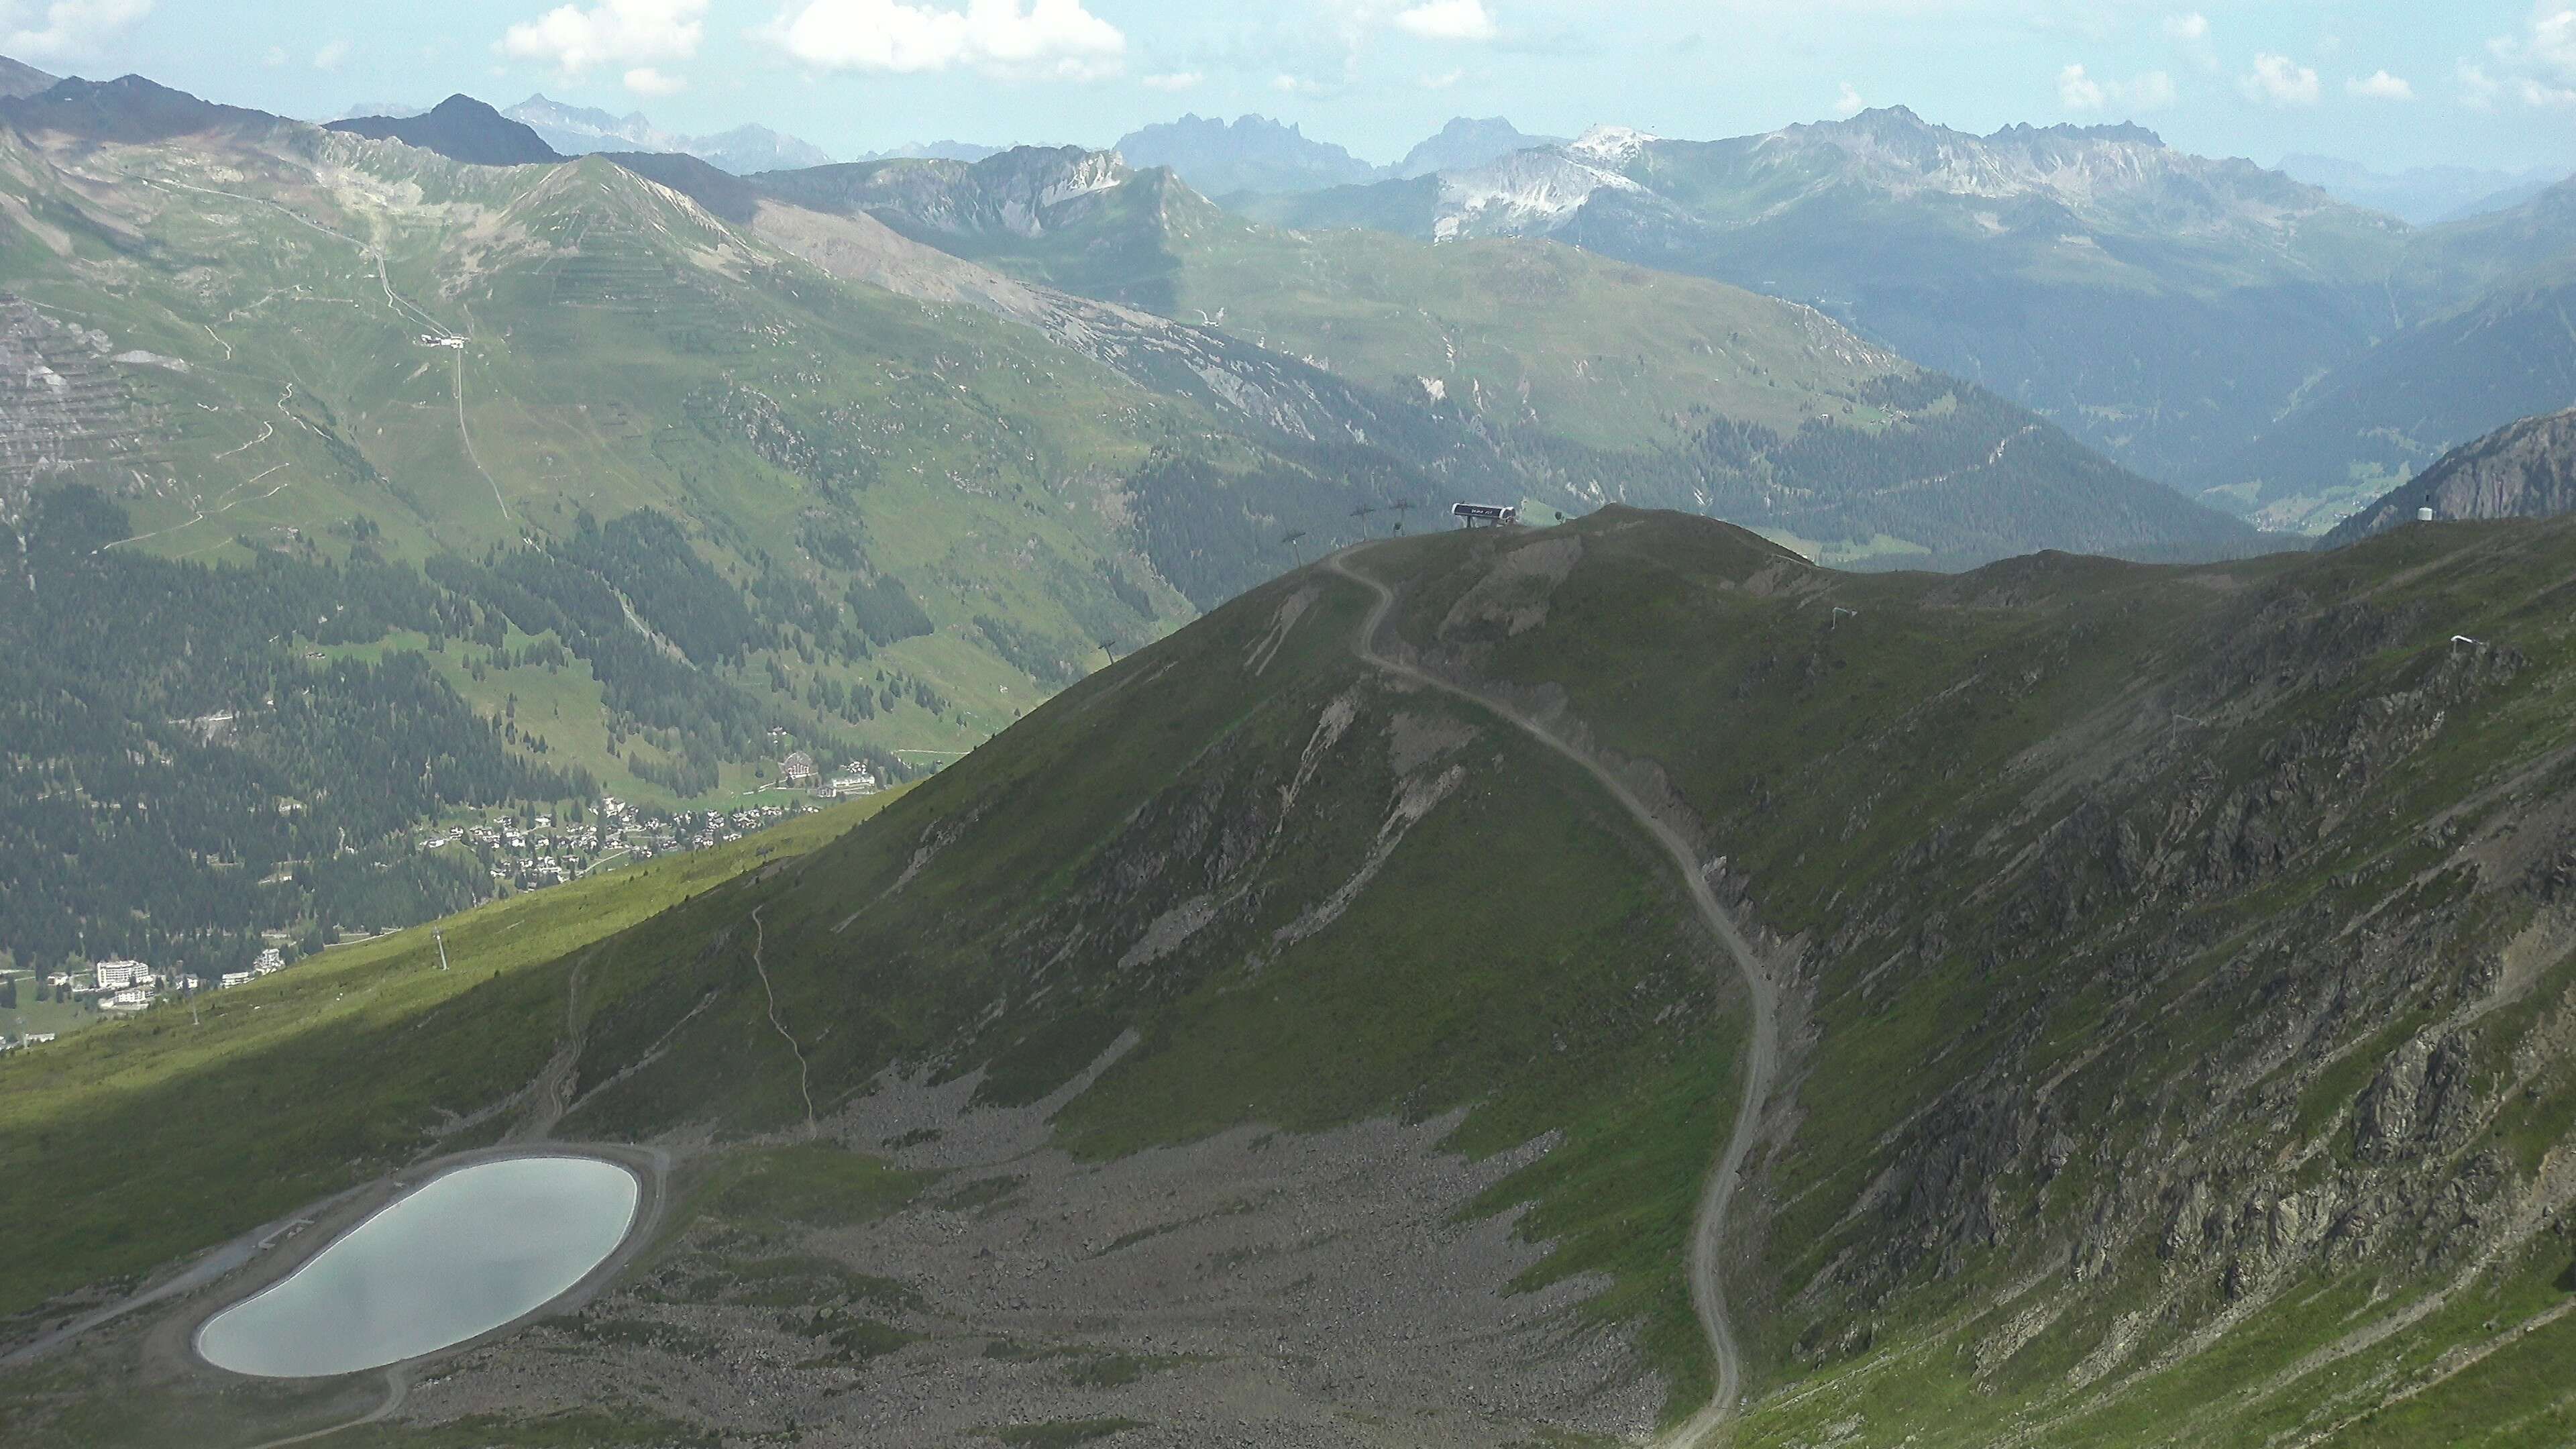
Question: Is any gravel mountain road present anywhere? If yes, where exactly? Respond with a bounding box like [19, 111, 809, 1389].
[1328, 544, 1780, 1446]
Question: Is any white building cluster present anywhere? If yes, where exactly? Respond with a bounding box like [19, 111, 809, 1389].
[817, 760, 883, 800]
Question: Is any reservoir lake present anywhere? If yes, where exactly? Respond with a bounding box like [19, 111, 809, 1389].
[196, 1155, 639, 1377]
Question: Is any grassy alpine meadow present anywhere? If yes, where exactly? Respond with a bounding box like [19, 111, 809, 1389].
[1366, 511, 2576, 1443]
[0, 123, 1216, 800]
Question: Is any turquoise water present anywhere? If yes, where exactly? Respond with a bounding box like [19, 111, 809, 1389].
[196, 1156, 639, 1377]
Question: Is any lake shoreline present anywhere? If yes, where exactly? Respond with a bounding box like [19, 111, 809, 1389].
[107, 1142, 672, 1412]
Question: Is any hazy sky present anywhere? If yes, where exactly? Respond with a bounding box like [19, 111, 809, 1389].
[4, 1, 2570, 172]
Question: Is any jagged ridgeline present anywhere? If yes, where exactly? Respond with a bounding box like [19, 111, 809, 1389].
[14, 508, 2576, 1445]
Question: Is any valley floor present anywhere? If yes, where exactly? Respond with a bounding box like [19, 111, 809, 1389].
[0, 1075, 1667, 1449]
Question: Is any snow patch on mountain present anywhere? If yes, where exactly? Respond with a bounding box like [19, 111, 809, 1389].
[1564, 125, 1658, 167]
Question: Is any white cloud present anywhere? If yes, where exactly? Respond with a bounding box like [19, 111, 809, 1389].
[500, 0, 704, 75]
[2161, 11, 2218, 73]
[624, 65, 686, 95]
[2345, 69, 2412, 101]
[313, 40, 350, 72]
[2242, 52, 2320, 106]
[2458, 60, 2502, 111]
[1393, 0, 1495, 43]
[1140, 70, 1201, 91]
[1272, 72, 1321, 93]
[2485, 4, 2576, 109]
[1, 0, 151, 58]
[761, 0, 1126, 80]
[1832, 81, 1866, 119]
[1420, 68, 1463, 89]
[262, 44, 287, 67]
[2061, 62, 2176, 114]
[2057, 63, 2106, 110]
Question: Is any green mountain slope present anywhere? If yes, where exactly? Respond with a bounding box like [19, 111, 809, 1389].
[1249, 110, 2418, 491]
[1246, 115, 2576, 539]
[0, 77, 1545, 969]
[2210, 182, 2576, 530]
[759, 146, 2255, 569]
[17, 510, 2576, 1447]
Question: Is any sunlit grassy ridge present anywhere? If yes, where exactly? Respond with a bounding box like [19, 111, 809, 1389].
[0, 109, 1366, 800]
[1368, 511, 2576, 1444]
[0, 790, 904, 1318]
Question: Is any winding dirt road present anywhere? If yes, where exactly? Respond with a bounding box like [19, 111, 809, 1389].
[1328, 545, 1780, 1447]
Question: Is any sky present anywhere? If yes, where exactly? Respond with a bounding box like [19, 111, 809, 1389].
[1, 1, 2569, 173]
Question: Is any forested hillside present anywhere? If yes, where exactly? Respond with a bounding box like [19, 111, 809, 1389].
[0, 488, 587, 975]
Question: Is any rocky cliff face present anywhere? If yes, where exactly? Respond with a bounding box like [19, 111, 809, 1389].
[757, 146, 1132, 239]
[0, 295, 158, 523]
[2327, 407, 2576, 543]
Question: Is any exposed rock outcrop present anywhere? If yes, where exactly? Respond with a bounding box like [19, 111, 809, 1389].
[2327, 406, 2576, 543]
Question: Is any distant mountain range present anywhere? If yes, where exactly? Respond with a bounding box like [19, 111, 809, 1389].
[1112, 113, 1379, 197]
[1110, 113, 1560, 198]
[853, 139, 1006, 165]
[340, 93, 1010, 175]
[328, 95, 561, 166]
[1238, 107, 2576, 535]
[22, 54, 2576, 540]
[500, 93, 835, 174]
[2279, 152, 2570, 227]
[1391, 115, 1562, 178]
[755, 143, 2254, 570]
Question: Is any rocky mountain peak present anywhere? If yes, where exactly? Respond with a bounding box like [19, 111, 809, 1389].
[2326, 407, 2576, 544]
[970, 144, 1133, 219]
[0, 72, 276, 143]
[1116, 112, 1378, 197]
[1986, 119, 2167, 148]
[327, 94, 564, 167]
[1565, 123, 1660, 167]
[1395, 115, 1561, 179]
[0, 52, 56, 100]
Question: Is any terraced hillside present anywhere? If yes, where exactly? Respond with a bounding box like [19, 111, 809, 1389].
[15, 509, 2576, 1446]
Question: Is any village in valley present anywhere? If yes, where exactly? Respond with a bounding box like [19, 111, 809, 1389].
[0, 754, 883, 1053]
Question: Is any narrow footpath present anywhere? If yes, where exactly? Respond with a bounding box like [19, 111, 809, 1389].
[750, 903, 819, 1136]
[1326, 545, 1781, 1447]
